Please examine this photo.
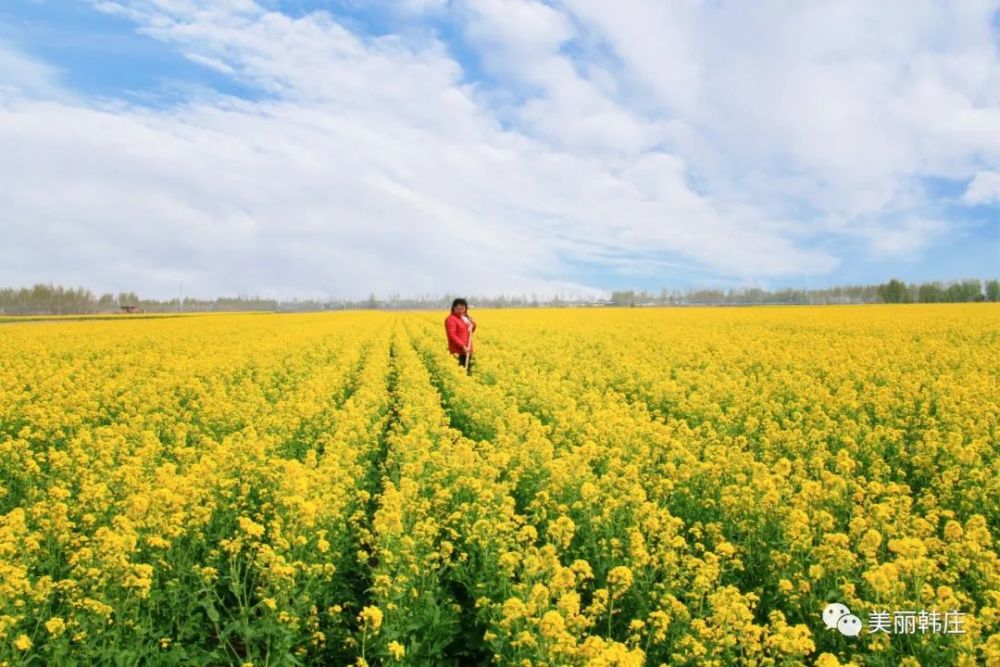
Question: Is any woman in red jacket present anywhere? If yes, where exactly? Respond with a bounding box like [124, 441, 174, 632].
[444, 297, 477, 373]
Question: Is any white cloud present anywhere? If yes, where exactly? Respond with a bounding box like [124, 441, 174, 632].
[864, 218, 950, 260]
[2, 0, 997, 298]
[964, 170, 1000, 204]
[559, 1, 1000, 233]
[462, 0, 573, 58]
[0, 40, 66, 100]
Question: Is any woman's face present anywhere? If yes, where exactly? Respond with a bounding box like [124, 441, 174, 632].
[454, 304, 466, 316]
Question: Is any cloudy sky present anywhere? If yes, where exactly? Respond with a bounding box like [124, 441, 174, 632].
[1, 0, 998, 299]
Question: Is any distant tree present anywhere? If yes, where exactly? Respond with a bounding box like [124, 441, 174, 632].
[687, 288, 726, 305]
[878, 279, 909, 303]
[917, 282, 944, 303]
[745, 288, 766, 304]
[986, 280, 1000, 302]
[117, 291, 140, 307]
[965, 279, 985, 302]
[945, 280, 982, 302]
[611, 290, 636, 307]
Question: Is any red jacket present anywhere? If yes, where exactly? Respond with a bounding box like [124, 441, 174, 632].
[444, 313, 475, 354]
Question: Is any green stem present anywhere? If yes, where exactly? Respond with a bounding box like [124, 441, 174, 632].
[607, 596, 614, 638]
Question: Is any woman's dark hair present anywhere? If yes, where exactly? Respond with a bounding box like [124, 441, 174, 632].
[451, 298, 468, 312]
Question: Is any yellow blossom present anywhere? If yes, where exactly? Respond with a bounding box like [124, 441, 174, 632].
[45, 617, 66, 636]
[387, 640, 405, 660]
[358, 606, 383, 632]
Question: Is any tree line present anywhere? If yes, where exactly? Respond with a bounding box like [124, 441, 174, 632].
[612, 278, 999, 306]
[874, 278, 998, 304]
[1, 279, 997, 315]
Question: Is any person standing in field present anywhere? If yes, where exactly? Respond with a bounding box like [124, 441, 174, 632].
[445, 298, 477, 374]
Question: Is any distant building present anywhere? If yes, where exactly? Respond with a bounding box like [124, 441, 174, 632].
[120, 305, 143, 314]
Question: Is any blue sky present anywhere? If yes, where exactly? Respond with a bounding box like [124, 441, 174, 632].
[0, 1, 261, 102]
[0, 0, 997, 299]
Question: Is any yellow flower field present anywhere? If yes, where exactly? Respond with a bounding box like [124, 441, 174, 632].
[0, 305, 997, 666]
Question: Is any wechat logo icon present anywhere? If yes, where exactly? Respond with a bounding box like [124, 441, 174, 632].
[823, 603, 862, 637]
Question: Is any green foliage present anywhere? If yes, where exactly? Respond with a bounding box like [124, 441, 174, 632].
[986, 279, 1000, 302]
[918, 282, 944, 303]
[878, 279, 910, 303]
